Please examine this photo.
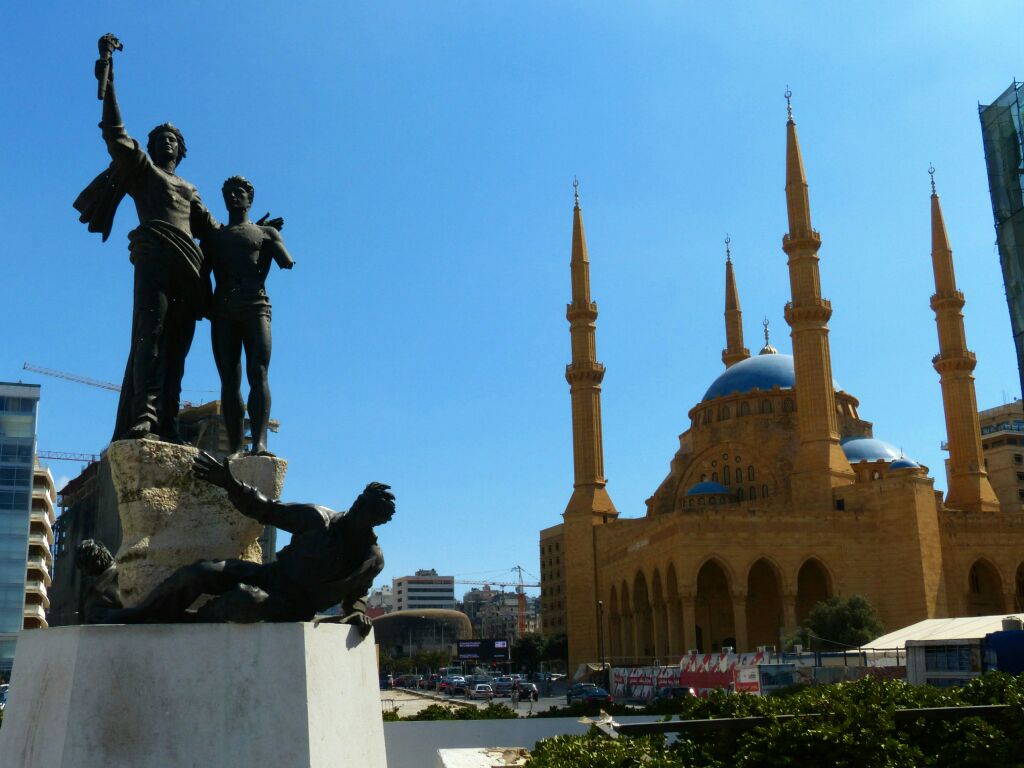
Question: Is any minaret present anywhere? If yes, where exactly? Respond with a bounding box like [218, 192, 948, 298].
[562, 179, 617, 672]
[780, 89, 854, 508]
[928, 167, 999, 512]
[722, 236, 751, 367]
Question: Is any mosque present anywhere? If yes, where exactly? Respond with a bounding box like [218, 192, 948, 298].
[539, 99, 1024, 672]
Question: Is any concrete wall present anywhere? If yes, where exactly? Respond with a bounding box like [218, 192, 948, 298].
[384, 716, 653, 768]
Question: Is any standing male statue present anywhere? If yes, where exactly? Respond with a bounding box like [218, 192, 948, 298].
[202, 176, 295, 458]
[74, 34, 217, 443]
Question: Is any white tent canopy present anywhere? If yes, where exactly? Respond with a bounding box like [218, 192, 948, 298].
[861, 614, 1024, 651]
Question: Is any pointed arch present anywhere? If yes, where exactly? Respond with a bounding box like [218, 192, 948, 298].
[633, 570, 654, 660]
[1016, 562, 1024, 613]
[608, 584, 621, 658]
[746, 558, 783, 650]
[967, 558, 1003, 616]
[665, 562, 682, 656]
[795, 557, 833, 625]
[694, 558, 735, 653]
[619, 579, 634, 662]
[651, 568, 668, 659]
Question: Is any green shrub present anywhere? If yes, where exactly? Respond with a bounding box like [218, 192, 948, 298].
[524, 673, 1024, 767]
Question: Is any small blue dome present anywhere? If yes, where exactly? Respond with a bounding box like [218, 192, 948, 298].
[702, 354, 841, 402]
[890, 458, 920, 470]
[840, 437, 903, 463]
[686, 481, 730, 496]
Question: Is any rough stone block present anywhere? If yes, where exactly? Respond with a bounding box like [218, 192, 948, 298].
[107, 440, 287, 604]
[0, 623, 385, 768]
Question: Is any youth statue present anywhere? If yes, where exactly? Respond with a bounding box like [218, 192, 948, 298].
[96, 452, 393, 636]
[74, 34, 217, 442]
[202, 176, 295, 458]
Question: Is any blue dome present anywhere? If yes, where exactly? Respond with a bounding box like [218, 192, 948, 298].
[840, 437, 903, 463]
[686, 481, 730, 496]
[703, 354, 842, 402]
[890, 458, 920, 470]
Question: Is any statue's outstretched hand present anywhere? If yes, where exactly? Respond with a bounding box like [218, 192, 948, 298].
[193, 451, 236, 490]
[256, 212, 284, 231]
[351, 482, 395, 519]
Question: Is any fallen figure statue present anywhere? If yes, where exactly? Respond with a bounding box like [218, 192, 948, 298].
[94, 452, 394, 637]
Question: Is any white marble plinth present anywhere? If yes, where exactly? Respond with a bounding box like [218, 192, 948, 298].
[107, 439, 287, 604]
[0, 623, 386, 768]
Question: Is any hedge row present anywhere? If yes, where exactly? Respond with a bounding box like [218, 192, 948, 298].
[525, 674, 1024, 767]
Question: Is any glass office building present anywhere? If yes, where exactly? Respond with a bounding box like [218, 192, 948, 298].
[980, 82, 1024, 399]
[0, 383, 41, 680]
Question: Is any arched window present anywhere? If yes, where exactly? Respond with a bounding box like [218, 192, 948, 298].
[709, 496, 717, 505]
[720, 406, 731, 420]
[749, 486, 757, 500]
[747, 465, 755, 481]
[705, 409, 713, 424]
[689, 498, 695, 507]
[737, 487, 744, 501]
[783, 398, 794, 413]
[698, 497, 705, 505]
[762, 400, 773, 414]
[761, 484, 768, 498]
[701, 473, 707, 482]
[712, 472, 718, 483]
[739, 402, 750, 416]
[724, 466, 731, 484]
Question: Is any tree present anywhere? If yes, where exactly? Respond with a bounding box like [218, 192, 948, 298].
[794, 594, 884, 650]
[512, 633, 546, 672]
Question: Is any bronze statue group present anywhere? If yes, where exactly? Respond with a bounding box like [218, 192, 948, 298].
[73, 35, 393, 635]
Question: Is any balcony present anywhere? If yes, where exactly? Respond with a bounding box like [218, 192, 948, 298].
[29, 522, 53, 547]
[27, 534, 52, 562]
[25, 580, 49, 610]
[30, 507, 54, 537]
[22, 601, 47, 629]
[31, 491, 55, 522]
[26, 557, 51, 586]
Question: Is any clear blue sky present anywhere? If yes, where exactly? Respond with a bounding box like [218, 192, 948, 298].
[3, 3, 1020, 597]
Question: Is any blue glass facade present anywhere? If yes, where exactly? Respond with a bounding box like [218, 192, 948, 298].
[980, 82, 1024, 399]
[0, 383, 39, 679]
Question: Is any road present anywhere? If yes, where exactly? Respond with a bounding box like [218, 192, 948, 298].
[379, 688, 569, 718]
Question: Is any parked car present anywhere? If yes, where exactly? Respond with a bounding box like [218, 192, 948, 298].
[569, 685, 613, 705]
[566, 682, 598, 705]
[653, 686, 697, 703]
[379, 674, 394, 690]
[493, 677, 514, 696]
[447, 676, 468, 695]
[517, 682, 539, 700]
[469, 683, 494, 700]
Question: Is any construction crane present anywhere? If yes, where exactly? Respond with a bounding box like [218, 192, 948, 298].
[23, 363, 215, 397]
[37, 451, 100, 464]
[455, 565, 540, 637]
[23, 363, 120, 391]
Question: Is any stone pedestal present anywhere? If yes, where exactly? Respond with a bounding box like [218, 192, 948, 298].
[0, 623, 386, 768]
[107, 440, 287, 604]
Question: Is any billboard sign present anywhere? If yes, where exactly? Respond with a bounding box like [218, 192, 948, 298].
[457, 639, 510, 661]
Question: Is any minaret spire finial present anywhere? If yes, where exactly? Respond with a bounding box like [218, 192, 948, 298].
[725, 234, 731, 263]
[573, 176, 580, 207]
[763, 316, 770, 345]
[928, 163, 936, 196]
[785, 85, 793, 122]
